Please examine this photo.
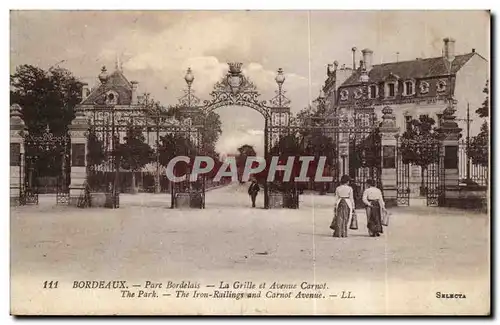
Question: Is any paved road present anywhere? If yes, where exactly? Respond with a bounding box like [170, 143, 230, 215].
[11, 183, 490, 315]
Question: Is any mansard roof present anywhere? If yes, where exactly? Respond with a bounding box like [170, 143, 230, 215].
[341, 52, 476, 87]
[81, 69, 133, 105]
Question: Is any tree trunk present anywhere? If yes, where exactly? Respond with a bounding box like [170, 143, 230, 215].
[131, 171, 138, 194]
[155, 173, 160, 193]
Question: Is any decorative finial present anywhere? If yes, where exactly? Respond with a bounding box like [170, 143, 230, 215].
[228, 62, 243, 75]
[380, 106, 396, 128]
[98, 66, 109, 83]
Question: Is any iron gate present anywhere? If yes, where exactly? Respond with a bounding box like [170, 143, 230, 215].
[424, 140, 445, 206]
[21, 127, 70, 206]
[396, 136, 410, 206]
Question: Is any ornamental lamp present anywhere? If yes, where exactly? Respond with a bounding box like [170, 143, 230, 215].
[184, 67, 194, 86]
[275, 68, 285, 85]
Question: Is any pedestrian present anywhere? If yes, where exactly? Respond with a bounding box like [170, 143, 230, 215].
[362, 179, 386, 237]
[330, 175, 355, 237]
[248, 178, 260, 208]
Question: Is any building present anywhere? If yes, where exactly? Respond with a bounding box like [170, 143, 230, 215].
[322, 37, 488, 194]
[76, 63, 196, 193]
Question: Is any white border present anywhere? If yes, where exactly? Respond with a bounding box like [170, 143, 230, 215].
[3, 2, 498, 323]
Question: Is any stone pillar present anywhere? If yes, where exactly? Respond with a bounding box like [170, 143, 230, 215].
[68, 110, 89, 206]
[10, 104, 26, 206]
[437, 104, 462, 206]
[379, 107, 400, 207]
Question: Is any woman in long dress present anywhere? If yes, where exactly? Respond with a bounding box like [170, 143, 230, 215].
[362, 179, 386, 237]
[330, 175, 355, 237]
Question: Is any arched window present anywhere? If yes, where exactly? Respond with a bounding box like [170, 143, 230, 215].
[403, 80, 416, 96]
[369, 85, 378, 99]
[387, 83, 396, 97]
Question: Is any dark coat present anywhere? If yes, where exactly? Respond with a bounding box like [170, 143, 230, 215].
[248, 182, 260, 195]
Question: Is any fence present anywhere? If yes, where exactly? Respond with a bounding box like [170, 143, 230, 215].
[458, 140, 488, 186]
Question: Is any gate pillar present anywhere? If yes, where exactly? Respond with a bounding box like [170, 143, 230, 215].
[379, 107, 399, 207]
[68, 110, 89, 206]
[437, 104, 462, 206]
[10, 104, 26, 206]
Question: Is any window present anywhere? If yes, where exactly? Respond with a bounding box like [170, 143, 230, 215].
[105, 91, 118, 105]
[437, 80, 447, 92]
[340, 89, 348, 101]
[388, 83, 395, 97]
[369, 85, 377, 99]
[405, 115, 412, 132]
[404, 81, 414, 95]
[420, 81, 430, 94]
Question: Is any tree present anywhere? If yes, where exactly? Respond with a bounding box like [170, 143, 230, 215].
[10, 64, 82, 135]
[400, 115, 440, 195]
[236, 144, 257, 183]
[166, 105, 222, 158]
[304, 132, 337, 194]
[116, 125, 153, 193]
[86, 127, 106, 169]
[11, 65, 82, 180]
[468, 121, 489, 167]
[475, 80, 489, 118]
[157, 133, 197, 181]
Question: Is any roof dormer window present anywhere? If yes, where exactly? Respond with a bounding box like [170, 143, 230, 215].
[340, 89, 349, 101]
[369, 85, 378, 99]
[437, 80, 447, 93]
[403, 80, 416, 96]
[385, 82, 397, 98]
[420, 81, 430, 94]
[105, 90, 119, 105]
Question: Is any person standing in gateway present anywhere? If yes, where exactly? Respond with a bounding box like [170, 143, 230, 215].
[248, 178, 260, 208]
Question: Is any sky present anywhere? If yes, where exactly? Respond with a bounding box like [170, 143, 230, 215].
[10, 10, 490, 155]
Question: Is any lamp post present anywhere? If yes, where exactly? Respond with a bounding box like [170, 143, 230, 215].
[275, 68, 286, 107]
[184, 67, 195, 107]
[456, 102, 472, 180]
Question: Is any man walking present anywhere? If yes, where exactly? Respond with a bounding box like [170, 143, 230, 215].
[248, 178, 260, 208]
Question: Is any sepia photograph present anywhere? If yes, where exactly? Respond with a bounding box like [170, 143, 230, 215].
[9, 10, 491, 315]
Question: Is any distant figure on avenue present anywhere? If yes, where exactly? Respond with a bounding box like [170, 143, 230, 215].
[248, 178, 260, 208]
[362, 179, 386, 237]
[330, 175, 355, 237]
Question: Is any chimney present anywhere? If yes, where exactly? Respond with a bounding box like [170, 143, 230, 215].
[362, 48, 373, 71]
[81, 82, 89, 101]
[131, 81, 139, 105]
[472, 48, 476, 53]
[352, 47, 357, 70]
[443, 37, 456, 62]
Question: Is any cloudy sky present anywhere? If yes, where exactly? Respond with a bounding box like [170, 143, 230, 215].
[10, 10, 489, 155]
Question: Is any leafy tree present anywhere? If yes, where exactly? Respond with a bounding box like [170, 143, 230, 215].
[157, 133, 197, 180]
[235, 144, 257, 183]
[400, 115, 441, 195]
[10, 64, 82, 135]
[165, 105, 222, 158]
[116, 125, 153, 193]
[86, 127, 106, 169]
[11, 65, 82, 180]
[468, 121, 489, 167]
[350, 129, 381, 178]
[302, 132, 337, 194]
[475, 80, 489, 118]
